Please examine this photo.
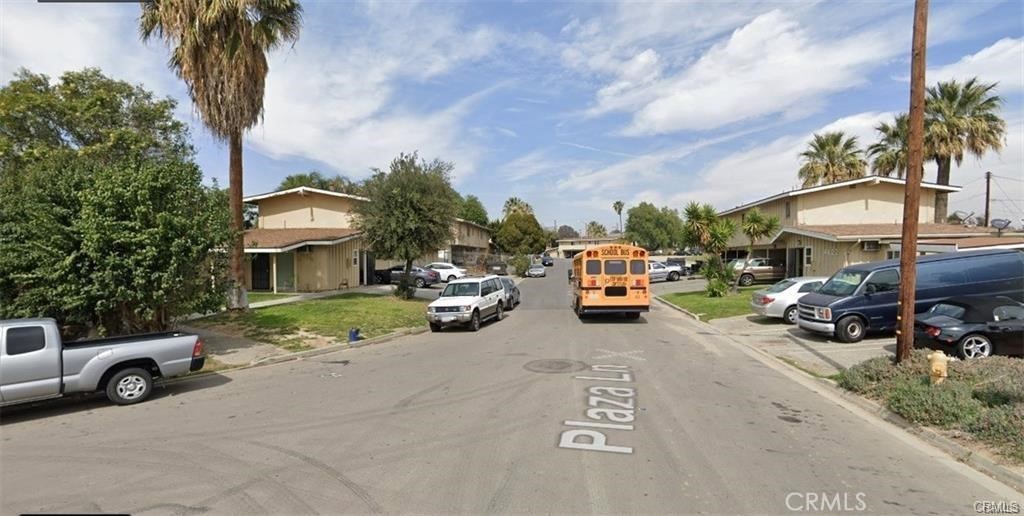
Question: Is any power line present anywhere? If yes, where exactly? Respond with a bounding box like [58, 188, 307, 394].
[992, 174, 1023, 183]
[992, 199, 1024, 218]
[993, 179, 1024, 215]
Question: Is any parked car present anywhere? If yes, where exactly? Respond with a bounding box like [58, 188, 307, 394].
[0, 318, 205, 407]
[375, 265, 440, 287]
[526, 264, 547, 277]
[426, 275, 507, 332]
[731, 257, 786, 286]
[798, 249, 1024, 343]
[486, 261, 508, 276]
[425, 262, 467, 282]
[665, 258, 690, 276]
[648, 261, 670, 282]
[499, 277, 521, 310]
[750, 276, 828, 324]
[914, 296, 1024, 359]
[541, 256, 554, 267]
[660, 261, 685, 281]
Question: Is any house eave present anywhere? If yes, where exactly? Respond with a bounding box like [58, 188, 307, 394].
[244, 233, 362, 253]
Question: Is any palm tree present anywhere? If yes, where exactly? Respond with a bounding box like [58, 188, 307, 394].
[797, 132, 867, 187]
[141, 0, 303, 309]
[732, 208, 780, 291]
[502, 197, 533, 218]
[682, 201, 718, 251]
[612, 201, 624, 232]
[585, 221, 608, 238]
[867, 114, 911, 179]
[925, 78, 1006, 223]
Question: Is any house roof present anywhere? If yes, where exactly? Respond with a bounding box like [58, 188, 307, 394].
[774, 223, 992, 243]
[718, 176, 962, 216]
[244, 228, 361, 253]
[917, 236, 1024, 250]
[454, 218, 491, 232]
[556, 236, 620, 244]
[243, 186, 370, 204]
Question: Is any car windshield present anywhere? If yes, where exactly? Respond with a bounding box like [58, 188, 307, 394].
[928, 303, 967, 320]
[818, 270, 867, 296]
[765, 280, 796, 293]
[441, 283, 479, 297]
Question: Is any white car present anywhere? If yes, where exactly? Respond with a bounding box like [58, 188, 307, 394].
[425, 262, 467, 282]
[426, 275, 506, 332]
[750, 276, 829, 324]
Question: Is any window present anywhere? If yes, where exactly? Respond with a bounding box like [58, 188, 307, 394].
[585, 260, 601, 275]
[994, 305, 1024, 321]
[352, 250, 359, 266]
[441, 283, 479, 297]
[630, 260, 646, 274]
[928, 303, 966, 319]
[886, 250, 900, 260]
[798, 281, 822, 293]
[917, 261, 967, 288]
[785, 201, 791, 219]
[804, 247, 812, 266]
[5, 326, 45, 355]
[766, 280, 796, 293]
[604, 260, 627, 275]
[866, 269, 900, 292]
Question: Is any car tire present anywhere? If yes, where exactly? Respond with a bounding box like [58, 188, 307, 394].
[105, 367, 153, 405]
[448, 275, 457, 282]
[836, 315, 866, 343]
[469, 310, 481, 332]
[496, 303, 504, 321]
[414, 278, 425, 288]
[668, 272, 679, 281]
[739, 274, 754, 287]
[957, 334, 992, 359]
[429, 322, 441, 332]
[783, 306, 798, 325]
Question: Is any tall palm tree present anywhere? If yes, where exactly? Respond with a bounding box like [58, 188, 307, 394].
[797, 132, 867, 187]
[925, 78, 1006, 223]
[612, 200, 624, 232]
[502, 197, 533, 218]
[867, 114, 911, 179]
[585, 221, 607, 238]
[140, 0, 303, 309]
[732, 208, 780, 291]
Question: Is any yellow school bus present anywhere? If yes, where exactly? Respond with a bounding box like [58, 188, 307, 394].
[570, 244, 649, 319]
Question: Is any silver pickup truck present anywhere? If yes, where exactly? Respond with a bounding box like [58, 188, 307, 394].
[0, 318, 205, 407]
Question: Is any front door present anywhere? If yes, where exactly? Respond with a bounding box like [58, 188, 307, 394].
[786, 248, 804, 277]
[251, 254, 271, 290]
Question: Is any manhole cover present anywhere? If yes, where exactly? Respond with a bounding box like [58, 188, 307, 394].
[523, 359, 588, 374]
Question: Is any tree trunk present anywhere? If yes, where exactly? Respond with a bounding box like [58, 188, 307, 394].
[227, 130, 248, 309]
[732, 242, 753, 293]
[933, 156, 951, 223]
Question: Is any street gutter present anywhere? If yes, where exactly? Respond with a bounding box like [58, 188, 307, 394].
[653, 295, 1024, 495]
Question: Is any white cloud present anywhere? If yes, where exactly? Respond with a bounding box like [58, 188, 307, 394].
[494, 127, 519, 138]
[928, 38, 1024, 91]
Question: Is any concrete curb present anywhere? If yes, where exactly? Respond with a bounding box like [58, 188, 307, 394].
[657, 296, 1024, 495]
[653, 295, 704, 322]
[164, 326, 430, 384]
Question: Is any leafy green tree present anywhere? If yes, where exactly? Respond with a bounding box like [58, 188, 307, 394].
[0, 68, 191, 178]
[625, 202, 681, 251]
[732, 208, 781, 292]
[925, 78, 1006, 222]
[509, 254, 531, 278]
[585, 221, 608, 238]
[681, 202, 736, 297]
[612, 200, 625, 232]
[459, 194, 489, 226]
[0, 154, 232, 338]
[556, 225, 579, 240]
[141, 0, 303, 309]
[277, 171, 364, 196]
[495, 212, 547, 255]
[502, 196, 533, 218]
[354, 152, 460, 298]
[797, 132, 867, 187]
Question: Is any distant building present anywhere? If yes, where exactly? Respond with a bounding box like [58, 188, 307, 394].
[553, 236, 621, 258]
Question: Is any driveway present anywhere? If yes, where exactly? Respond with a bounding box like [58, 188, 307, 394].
[2, 260, 1018, 514]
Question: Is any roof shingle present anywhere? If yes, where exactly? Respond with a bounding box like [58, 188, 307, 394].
[243, 228, 361, 250]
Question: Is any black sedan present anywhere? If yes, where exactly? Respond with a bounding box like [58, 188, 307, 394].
[914, 295, 1024, 359]
[541, 255, 554, 267]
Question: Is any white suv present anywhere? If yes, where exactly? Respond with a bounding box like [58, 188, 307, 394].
[425, 262, 467, 282]
[426, 275, 506, 332]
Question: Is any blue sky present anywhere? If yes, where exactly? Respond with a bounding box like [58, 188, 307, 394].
[2, 0, 1022, 230]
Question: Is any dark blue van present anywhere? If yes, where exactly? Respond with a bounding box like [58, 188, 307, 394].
[797, 249, 1024, 342]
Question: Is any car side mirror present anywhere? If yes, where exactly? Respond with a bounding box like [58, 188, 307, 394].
[865, 283, 877, 295]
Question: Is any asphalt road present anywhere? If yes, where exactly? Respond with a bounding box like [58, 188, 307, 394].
[2, 260, 1021, 515]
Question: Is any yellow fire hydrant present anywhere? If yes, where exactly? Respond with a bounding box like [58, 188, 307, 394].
[927, 350, 951, 384]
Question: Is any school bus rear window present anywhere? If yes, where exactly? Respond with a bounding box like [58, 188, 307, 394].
[604, 260, 626, 275]
[586, 260, 601, 275]
[630, 260, 645, 274]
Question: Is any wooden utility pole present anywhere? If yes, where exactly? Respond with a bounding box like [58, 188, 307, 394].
[896, 0, 929, 364]
[983, 171, 992, 227]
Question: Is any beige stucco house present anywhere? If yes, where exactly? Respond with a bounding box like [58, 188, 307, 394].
[553, 236, 622, 258]
[241, 186, 492, 293]
[718, 176, 992, 277]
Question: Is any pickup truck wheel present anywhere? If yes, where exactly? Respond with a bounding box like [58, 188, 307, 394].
[739, 274, 754, 287]
[106, 368, 153, 405]
[836, 315, 866, 343]
[668, 272, 679, 281]
[414, 278, 425, 288]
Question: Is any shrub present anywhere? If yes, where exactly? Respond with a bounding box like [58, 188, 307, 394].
[836, 352, 928, 396]
[704, 278, 729, 297]
[885, 377, 985, 428]
[969, 404, 1024, 462]
[508, 254, 530, 278]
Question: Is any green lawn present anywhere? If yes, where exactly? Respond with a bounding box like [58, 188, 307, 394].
[197, 293, 429, 346]
[247, 292, 299, 304]
[660, 287, 759, 321]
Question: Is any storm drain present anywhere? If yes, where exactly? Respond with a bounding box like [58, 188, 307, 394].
[523, 359, 589, 374]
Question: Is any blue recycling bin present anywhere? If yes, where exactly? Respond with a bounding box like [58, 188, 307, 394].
[348, 327, 360, 343]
